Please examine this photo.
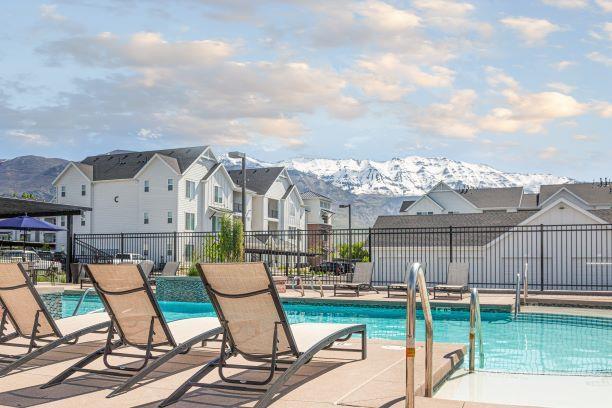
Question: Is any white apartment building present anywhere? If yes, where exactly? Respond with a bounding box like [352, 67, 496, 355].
[228, 167, 306, 232]
[52, 146, 253, 248]
[302, 191, 334, 229]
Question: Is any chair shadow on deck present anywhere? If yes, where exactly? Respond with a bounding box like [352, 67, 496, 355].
[0, 345, 220, 407]
[131, 354, 353, 408]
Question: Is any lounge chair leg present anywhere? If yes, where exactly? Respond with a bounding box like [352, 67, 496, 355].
[41, 339, 123, 388]
[158, 355, 224, 407]
[0, 321, 110, 378]
[361, 329, 367, 360]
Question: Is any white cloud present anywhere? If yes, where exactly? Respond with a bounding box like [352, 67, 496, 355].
[551, 60, 575, 71]
[573, 134, 593, 141]
[412, 0, 493, 36]
[538, 146, 559, 160]
[596, 0, 612, 12]
[5, 130, 50, 146]
[413, 89, 479, 139]
[592, 101, 612, 117]
[547, 82, 575, 93]
[540, 0, 588, 8]
[40, 4, 66, 21]
[137, 128, 161, 140]
[587, 51, 612, 66]
[485, 66, 519, 88]
[500, 16, 560, 45]
[353, 53, 455, 101]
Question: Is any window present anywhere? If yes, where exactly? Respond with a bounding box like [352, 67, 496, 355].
[61, 186, 66, 197]
[167, 211, 173, 224]
[290, 205, 296, 216]
[80, 215, 86, 227]
[60, 216, 66, 227]
[214, 185, 223, 204]
[321, 201, 331, 210]
[167, 178, 173, 191]
[185, 180, 196, 199]
[212, 215, 221, 232]
[185, 212, 195, 230]
[144, 180, 150, 193]
[166, 242, 173, 258]
[144, 212, 149, 224]
[81, 184, 86, 196]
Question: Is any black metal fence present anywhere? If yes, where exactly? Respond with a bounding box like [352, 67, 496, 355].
[73, 223, 612, 291]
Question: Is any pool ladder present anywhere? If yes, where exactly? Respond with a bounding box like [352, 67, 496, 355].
[469, 288, 484, 372]
[405, 263, 433, 408]
[72, 287, 95, 316]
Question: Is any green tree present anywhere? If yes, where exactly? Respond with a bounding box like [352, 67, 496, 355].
[188, 216, 244, 276]
[338, 242, 370, 262]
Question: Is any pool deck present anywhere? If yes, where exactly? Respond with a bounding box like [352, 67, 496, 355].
[0, 328, 525, 408]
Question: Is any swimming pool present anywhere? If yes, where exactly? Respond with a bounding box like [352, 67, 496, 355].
[62, 294, 612, 376]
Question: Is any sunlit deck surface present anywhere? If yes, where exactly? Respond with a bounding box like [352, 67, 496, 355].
[0, 329, 478, 407]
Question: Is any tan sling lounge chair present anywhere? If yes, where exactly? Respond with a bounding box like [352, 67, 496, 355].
[159, 262, 367, 408]
[333, 262, 378, 296]
[433, 262, 470, 299]
[41, 263, 223, 397]
[0, 263, 110, 377]
[387, 263, 427, 297]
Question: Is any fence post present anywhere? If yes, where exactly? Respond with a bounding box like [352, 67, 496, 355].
[540, 224, 544, 292]
[368, 228, 373, 262]
[449, 226, 453, 263]
[120, 232, 124, 257]
[173, 231, 178, 262]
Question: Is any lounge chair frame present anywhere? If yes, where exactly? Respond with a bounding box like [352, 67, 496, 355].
[41, 264, 223, 397]
[0, 263, 110, 377]
[159, 262, 366, 408]
[333, 262, 379, 297]
[432, 262, 470, 300]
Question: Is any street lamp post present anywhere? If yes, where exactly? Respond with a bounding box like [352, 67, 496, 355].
[228, 151, 247, 233]
[340, 204, 352, 262]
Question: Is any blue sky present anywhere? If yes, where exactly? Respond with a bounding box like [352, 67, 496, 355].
[0, 0, 611, 180]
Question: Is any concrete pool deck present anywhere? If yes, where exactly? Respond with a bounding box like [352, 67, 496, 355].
[0, 328, 497, 408]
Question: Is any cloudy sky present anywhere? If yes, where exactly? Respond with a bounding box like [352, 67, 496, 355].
[1, 1, 611, 180]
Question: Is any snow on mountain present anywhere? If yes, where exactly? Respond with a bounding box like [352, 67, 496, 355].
[221, 154, 573, 197]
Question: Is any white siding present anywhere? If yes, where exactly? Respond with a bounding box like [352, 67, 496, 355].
[177, 153, 215, 232]
[135, 158, 179, 232]
[90, 180, 139, 233]
[53, 164, 92, 248]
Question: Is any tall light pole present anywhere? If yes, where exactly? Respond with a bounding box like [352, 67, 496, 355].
[229, 151, 247, 233]
[339, 204, 352, 261]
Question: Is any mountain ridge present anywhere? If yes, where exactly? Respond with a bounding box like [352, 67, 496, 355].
[0, 153, 574, 227]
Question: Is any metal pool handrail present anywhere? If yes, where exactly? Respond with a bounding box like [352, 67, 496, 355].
[514, 272, 521, 317]
[406, 262, 433, 408]
[72, 287, 95, 316]
[469, 288, 484, 372]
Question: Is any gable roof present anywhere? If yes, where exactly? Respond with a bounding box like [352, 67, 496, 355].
[540, 183, 612, 207]
[52, 161, 94, 185]
[520, 193, 538, 209]
[456, 186, 524, 209]
[81, 146, 209, 181]
[374, 211, 537, 230]
[227, 167, 285, 195]
[400, 200, 416, 212]
[301, 190, 332, 201]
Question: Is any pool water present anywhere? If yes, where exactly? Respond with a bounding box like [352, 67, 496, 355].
[62, 294, 612, 376]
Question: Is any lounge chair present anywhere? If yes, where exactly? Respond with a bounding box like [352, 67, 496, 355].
[161, 262, 180, 277]
[0, 263, 110, 377]
[139, 259, 155, 283]
[159, 262, 366, 408]
[333, 262, 378, 296]
[387, 263, 429, 297]
[41, 263, 223, 397]
[433, 262, 470, 300]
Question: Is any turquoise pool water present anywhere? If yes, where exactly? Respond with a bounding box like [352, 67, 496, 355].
[62, 294, 612, 376]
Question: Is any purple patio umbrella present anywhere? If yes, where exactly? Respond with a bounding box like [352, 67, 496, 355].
[0, 215, 64, 255]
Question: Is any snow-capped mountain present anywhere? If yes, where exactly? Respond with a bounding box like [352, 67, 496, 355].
[221, 155, 573, 197]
